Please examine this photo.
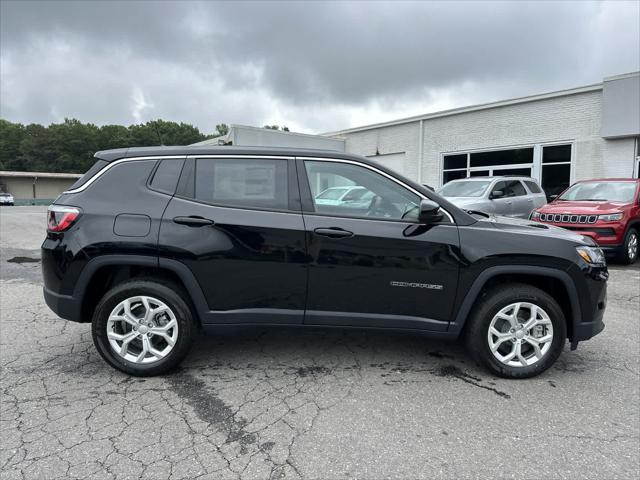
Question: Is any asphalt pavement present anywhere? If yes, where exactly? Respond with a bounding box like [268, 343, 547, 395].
[1, 206, 639, 479]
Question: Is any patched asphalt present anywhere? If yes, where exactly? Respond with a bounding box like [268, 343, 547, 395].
[1, 206, 639, 479]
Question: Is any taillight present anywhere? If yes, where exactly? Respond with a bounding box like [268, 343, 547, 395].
[47, 205, 81, 232]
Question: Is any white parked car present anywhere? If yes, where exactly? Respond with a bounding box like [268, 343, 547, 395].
[437, 177, 547, 218]
[0, 192, 14, 206]
[315, 185, 375, 207]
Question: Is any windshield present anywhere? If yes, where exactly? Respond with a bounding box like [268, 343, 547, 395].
[558, 182, 637, 203]
[438, 180, 492, 198]
[316, 187, 349, 200]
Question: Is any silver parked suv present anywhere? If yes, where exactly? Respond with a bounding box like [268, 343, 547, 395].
[436, 176, 547, 218]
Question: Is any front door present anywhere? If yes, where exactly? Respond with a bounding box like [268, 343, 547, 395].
[159, 156, 307, 325]
[298, 158, 460, 331]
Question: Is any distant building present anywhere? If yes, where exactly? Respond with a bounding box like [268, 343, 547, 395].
[324, 71, 640, 196]
[0, 171, 82, 205]
[192, 124, 345, 151]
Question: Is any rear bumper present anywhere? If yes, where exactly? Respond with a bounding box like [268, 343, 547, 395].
[43, 286, 83, 322]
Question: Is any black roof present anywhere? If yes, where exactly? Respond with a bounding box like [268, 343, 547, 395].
[94, 145, 366, 162]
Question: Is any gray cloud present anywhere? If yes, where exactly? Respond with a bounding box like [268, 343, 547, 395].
[1, 0, 639, 133]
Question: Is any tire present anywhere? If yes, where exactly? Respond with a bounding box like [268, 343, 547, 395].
[618, 228, 638, 265]
[465, 283, 567, 379]
[92, 279, 197, 376]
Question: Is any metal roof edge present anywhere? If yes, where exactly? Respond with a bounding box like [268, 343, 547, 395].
[322, 83, 604, 136]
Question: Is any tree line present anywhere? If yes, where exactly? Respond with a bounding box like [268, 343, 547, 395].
[0, 118, 228, 173]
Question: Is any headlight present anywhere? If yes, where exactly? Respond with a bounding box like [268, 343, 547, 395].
[576, 246, 606, 265]
[530, 211, 540, 220]
[599, 212, 623, 222]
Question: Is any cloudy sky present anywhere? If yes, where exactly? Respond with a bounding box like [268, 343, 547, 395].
[1, 0, 639, 134]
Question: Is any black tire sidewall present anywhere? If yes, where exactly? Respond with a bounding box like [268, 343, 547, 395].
[469, 286, 567, 379]
[92, 280, 195, 376]
[620, 229, 638, 264]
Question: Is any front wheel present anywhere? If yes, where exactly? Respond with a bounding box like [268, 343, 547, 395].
[92, 280, 196, 376]
[618, 229, 638, 264]
[465, 284, 567, 378]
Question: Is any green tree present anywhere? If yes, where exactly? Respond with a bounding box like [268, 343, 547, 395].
[215, 123, 229, 137]
[0, 118, 211, 173]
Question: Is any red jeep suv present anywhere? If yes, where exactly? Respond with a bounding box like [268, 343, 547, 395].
[531, 179, 640, 264]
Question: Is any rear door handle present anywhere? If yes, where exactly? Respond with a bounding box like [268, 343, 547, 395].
[173, 216, 215, 227]
[527, 199, 534, 202]
[314, 227, 354, 239]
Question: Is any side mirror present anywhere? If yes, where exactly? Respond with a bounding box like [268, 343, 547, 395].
[418, 199, 443, 224]
[490, 189, 505, 199]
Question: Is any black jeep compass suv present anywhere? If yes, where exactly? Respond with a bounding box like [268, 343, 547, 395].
[42, 146, 607, 378]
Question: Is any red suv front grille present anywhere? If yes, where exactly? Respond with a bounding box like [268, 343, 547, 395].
[539, 213, 597, 224]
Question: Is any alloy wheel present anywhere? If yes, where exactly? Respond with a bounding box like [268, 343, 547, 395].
[628, 232, 638, 262]
[487, 302, 554, 367]
[106, 296, 178, 364]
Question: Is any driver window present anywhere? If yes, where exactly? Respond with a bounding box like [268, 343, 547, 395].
[304, 160, 420, 221]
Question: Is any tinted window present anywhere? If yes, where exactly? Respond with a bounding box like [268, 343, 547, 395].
[542, 144, 571, 163]
[150, 159, 185, 193]
[542, 163, 571, 198]
[470, 148, 533, 167]
[524, 180, 542, 193]
[194, 158, 288, 210]
[443, 154, 467, 170]
[68, 159, 108, 190]
[438, 180, 492, 198]
[305, 161, 420, 221]
[443, 170, 467, 184]
[504, 180, 526, 197]
[317, 187, 349, 200]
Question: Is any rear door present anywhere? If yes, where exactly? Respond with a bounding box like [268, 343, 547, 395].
[505, 180, 531, 218]
[298, 157, 460, 331]
[489, 180, 515, 216]
[159, 155, 307, 325]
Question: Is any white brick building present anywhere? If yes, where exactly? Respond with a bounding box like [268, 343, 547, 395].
[325, 72, 640, 198]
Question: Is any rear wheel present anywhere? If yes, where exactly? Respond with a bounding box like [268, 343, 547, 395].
[92, 280, 196, 376]
[618, 228, 638, 264]
[465, 284, 566, 378]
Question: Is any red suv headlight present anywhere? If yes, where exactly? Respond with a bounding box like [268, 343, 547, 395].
[47, 205, 81, 232]
[598, 213, 624, 222]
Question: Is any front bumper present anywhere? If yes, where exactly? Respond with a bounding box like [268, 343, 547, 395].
[531, 218, 624, 248]
[569, 264, 607, 345]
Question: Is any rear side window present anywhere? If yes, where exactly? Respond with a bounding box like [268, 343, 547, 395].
[149, 159, 185, 194]
[524, 180, 542, 193]
[194, 158, 288, 210]
[497, 180, 526, 197]
[507, 181, 527, 196]
[68, 159, 108, 190]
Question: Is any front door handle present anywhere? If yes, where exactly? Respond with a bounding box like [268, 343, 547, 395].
[314, 227, 354, 239]
[173, 216, 215, 227]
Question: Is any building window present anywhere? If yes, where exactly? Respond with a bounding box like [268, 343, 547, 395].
[442, 147, 534, 184]
[541, 144, 572, 199]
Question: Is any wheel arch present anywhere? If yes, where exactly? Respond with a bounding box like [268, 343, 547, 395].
[73, 255, 209, 324]
[449, 266, 581, 340]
